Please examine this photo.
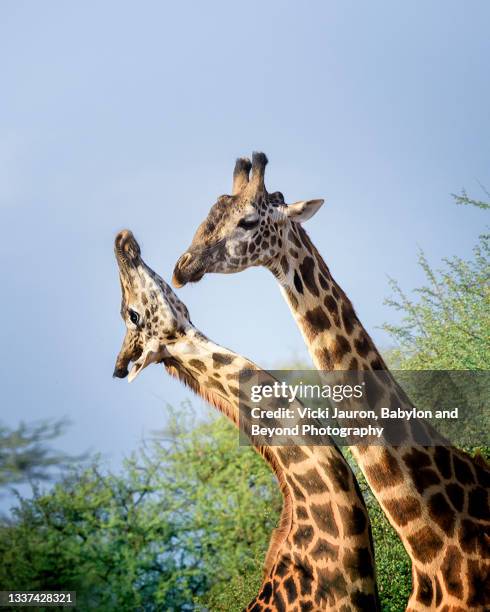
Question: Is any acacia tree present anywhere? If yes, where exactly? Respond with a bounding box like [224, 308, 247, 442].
[0, 406, 281, 611]
[382, 192, 489, 370]
[0, 419, 79, 490]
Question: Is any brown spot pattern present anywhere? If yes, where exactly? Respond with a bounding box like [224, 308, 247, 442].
[433, 446, 452, 479]
[441, 545, 463, 599]
[453, 455, 475, 484]
[365, 448, 404, 490]
[407, 525, 443, 562]
[189, 359, 206, 373]
[403, 448, 441, 494]
[293, 524, 314, 549]
[383, 496, 422, 526]
[277, 446, 308, 469]
[354, 334, 371, 357]
[212, 352, 234, 367]
[331, 335, 351, 363]
[468, 486, 489, 519]
[303, 307, 331, 339]
[294, 469, 329, 495]
[416, 571, 433, 606]
[428, 492, 456, 535]
[344, 547, 373, 580]
[310, 502, 339, 537]
[341, 302, 356, 335]
[324, 294, 340, 326]
[466, 558, 490, 608]
[299, 256, 319, 297]
[311, 538, 339, 561]
[339, 505, 367, 535]
[446, 483, 465, 512]
[293, 270, 304, 294]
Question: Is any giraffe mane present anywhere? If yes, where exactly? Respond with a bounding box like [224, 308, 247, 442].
[161, 357, 294, 576]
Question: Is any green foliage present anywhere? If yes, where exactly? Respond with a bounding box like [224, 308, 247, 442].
[0, 405, 281, 611]
[382, 194, 490, 458]
[453, 187, 490, 210]
[0, 413, 413, 612]
[369, 503, 412, 612]
[382, 193, 490, 370]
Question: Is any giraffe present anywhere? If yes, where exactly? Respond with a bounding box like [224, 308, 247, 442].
[112, 229, 380, 611]
[172, 152, 490, 611]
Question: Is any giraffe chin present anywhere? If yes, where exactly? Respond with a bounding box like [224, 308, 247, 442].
[171, 272, 186, 288]
[127, 341, 170, 383]
[127, 361, 145, 383]
[171, 268, 205, 289]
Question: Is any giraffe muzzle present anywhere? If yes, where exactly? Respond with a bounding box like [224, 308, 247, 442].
[172, 251, 205, 288]
[114, 229, 141, 267]
[113, 366, 128, 379]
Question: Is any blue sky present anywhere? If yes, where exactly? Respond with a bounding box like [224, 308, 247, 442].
[1, 1, 489, 507]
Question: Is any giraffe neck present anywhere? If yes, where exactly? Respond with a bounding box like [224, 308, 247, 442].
[267, 222, 490, 610]
[165, 327, 379, 611]
[271, 223, 384, 371]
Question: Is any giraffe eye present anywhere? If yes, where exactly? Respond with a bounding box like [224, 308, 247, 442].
[237, 217, 259, 230]
[128, 309, 140, 325]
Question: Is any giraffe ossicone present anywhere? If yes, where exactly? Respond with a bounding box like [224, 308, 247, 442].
[113, 229, 380, 611]
[172, 154, 490, 611]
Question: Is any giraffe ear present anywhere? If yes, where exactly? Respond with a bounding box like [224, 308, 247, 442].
[283, 199, 324, 223]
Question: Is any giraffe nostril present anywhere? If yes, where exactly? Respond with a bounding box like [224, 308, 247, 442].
[179, 252, 192, 270]
[172, 251, 202, 287]
[115, 229, 141, 261]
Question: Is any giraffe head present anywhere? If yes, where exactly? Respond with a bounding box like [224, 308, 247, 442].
[172, 152, 324, 287]
[113, 230, 191, 382]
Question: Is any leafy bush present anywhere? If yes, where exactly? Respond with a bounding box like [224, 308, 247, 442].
[0, 407, 281, 611]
